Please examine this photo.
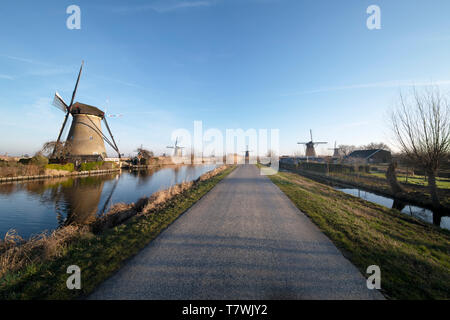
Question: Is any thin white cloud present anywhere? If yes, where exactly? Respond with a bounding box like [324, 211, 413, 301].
[336, 121, 370, 130]
[283, 80, 450, 96]
[156, 1, 214, 12]
[0, 74, 14, 80]
[26, 97, 56, 120]
[28, 67, 74, 77]
[2, 54, 139, 89]
[1, 54, 73, 77]
[110, 0, 215, 13]
[2, 55, 38, 65]
[94, 74, 143, 89]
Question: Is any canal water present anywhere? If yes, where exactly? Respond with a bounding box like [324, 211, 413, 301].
[336, 187, 450, 231]
[0, 165, 217, 239]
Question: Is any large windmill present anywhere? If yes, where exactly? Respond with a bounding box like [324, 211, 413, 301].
[297, 129, 327, 158]
[167, 137, 184, 157]
[51, 61, 121, 161]
[329, 141, 341, 158]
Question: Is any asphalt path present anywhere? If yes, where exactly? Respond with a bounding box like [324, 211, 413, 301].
[89, 165, 383, 299]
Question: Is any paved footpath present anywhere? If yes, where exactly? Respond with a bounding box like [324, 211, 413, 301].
[89, 165, 383, 299]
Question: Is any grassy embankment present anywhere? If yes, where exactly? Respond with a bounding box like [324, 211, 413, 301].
[283, 164, 450, 209]
[0, 165, 235, 300]
[329, 171, 450, 209]
[268, 169, 450, 299]
[367, 171, 450, 189]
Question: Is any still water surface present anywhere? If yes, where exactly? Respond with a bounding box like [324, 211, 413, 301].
[0, 165, 217, 238]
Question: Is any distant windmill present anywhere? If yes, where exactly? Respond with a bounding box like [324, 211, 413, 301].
[329, 141, 341, 158]
[51, 61, 121, 160]
[167, 137, 184, 157]
[242, 145, 253, 164]
[297, 129, 327, 158]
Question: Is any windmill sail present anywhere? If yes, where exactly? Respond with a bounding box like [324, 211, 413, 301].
[52, 92, 69, 113]
[69, 61, 83, 109]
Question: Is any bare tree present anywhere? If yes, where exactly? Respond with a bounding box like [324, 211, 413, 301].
[135, 146, 154, 160]
[338, 145, 357, 157]
[390, 86, 450, 208]
[41, 141, 72, 159]
[364, 142, 391, 151]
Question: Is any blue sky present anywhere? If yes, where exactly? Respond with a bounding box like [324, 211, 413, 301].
[1, 0, 450, 156]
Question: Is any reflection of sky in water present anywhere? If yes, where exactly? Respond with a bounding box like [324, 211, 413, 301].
[336, 188, 449, 231]
[0, 165, 216, 239]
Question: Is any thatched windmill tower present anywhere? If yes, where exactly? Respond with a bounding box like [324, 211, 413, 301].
[297, 129, 327, 158]
[51, 62, 120, 161]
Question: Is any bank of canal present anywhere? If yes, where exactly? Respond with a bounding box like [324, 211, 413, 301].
[279, 167, 449, 230]
[0, 164, 217, 238]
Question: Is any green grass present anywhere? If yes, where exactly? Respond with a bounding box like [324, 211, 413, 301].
[367, 172, 450, 189]
[45, 163, 74, 172]
[268, 170, 450, 300]
[0, 165, 236, 300]
[79, 161, 103, 171]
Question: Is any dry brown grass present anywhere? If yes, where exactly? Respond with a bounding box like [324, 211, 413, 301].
[140, 181, 194, 213]
[0, 226, 85, 278]
[199, 165, 228, 181]
[44, 169, 71, 176]
[0, 164, 44, 178]
[91, 182, 196, 233]
[0, 165, 230, 278]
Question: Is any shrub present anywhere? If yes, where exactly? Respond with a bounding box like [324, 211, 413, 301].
[18, 158, 31, 165]
[31, 155, 49, 166]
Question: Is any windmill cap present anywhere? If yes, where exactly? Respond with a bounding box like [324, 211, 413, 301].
[70, 102, 105, 118]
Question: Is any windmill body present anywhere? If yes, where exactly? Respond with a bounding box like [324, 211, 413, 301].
[304, 142, 317, 157]
[66, 103, 107, 159]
